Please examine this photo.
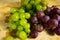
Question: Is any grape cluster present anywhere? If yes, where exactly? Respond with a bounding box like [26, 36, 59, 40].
[5, 0, 48, 40]
[29, 6, 60, 38]
[5, 8, 31, 40]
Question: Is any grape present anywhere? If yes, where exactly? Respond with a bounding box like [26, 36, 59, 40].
[25, 13, 31, 19]
[47, 19, 58, 29]
[41, 0, 48, 6]
[44, 7, 52, 15]
[19, 8, 25, 14]
[34, 0, 41, 5]
[19, 19, 27, 26]
[19, 31, 27, 40]
[30, 16, 38, 24]
[36, 4, 42, 10]
[54, 27, 60, 35]
[23, 23, 30, 29]
[42, 6, 46, 11]
[51, 8, 60, 15]
[19, 13, 25, 19]
[36, 11, 45, 19]
[25, 29, 30, 34]
[42, 16, 50, 23]
[10, 8, 18, 13]
[52, 14, 60, 21]
[10, 23, 16, 30]
[30, 0, 34, 5]
[29, 30, 38, 38]
[17, 26, 23, 31]
[26, 4, 32, 10]
[36, 24, 44, 32]
[10, 13, 19, 21]
[5, 36, 14, 40]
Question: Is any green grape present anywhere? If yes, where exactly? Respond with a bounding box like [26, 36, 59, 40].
[17, 26, 23, 31]
[5, 36, 14, 40]
[36, 4, 42, 10]
[19, 19, 27, 26]
[19, 31, 27, 40]
[10, 13, 19, 21]
[19, 8, 25, 14]
[16, 31, 20, 37]
[25, 13, 31, 19]
[42, 6, 46, 11]
[19, 13, 25, 19]
[26, 4, 32, 10]
[25, 29, 30, 34]
[21, 0, 30, 5]
[10, 8, 18, 13]
[34, 0, 41, 5]
[23, 23, 30, 29]
[10, 23, 16, 30]
[30, 0, 34, 5]
[41, 0, 48, 6]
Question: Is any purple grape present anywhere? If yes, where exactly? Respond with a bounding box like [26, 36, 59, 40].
[51, 8, 60, 15]
[30, 16, 38, 24]
[42, 16, 50, 23]
[36, 11, 45, 19]
[36, 24, 44, 32]
[47, 19, 58, 29]
[55, 27, 60, 35]
[29, 30, 38, 38]
[44, 7, 52, 15]
[52, 14, 60, 21]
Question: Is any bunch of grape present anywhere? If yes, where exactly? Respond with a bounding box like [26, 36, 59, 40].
[5, 8, 31, 40]
[29, 6, 60, 38]
[5, 0, 48, 40]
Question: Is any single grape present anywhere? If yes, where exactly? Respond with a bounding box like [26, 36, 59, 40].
[26, 4, 32, 10]
[42, 16, 50, 23]
[44, 7, 52, 15]
[19, 19, 27, 26]
[47, 19, 58, 29]
[29, 30, 38, 38]
[36, 24, 44, 32]
[17, 26, 23, 31]
[36, 4, 42, 10]
[10, 13, 19, 21]
[30, 16, 38, 24]
[10, 8, 18, 13]
[5, 36, 14, 40]
[54, 27, 60, 35]
[52, 14, 60, 21]
[41, 0, 48, 6]
[34, 0, 41, 5]
[25, 13, 31, 19]
[10, 23, 16, 30]
[19, 13, 25, 19]
[23, 23, 30, 29]
[51, 8, 60, 15]
[25, 29, 30, 34]
[30, 0, 34, 5]
[19, 8, 25, 14]
[36, 11, 45, 19]
[42, 6, 46, 11]
[19, 31, 27, 40]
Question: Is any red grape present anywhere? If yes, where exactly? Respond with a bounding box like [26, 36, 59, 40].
[42, 16, 50, 23]
[36, 11, 45, 19]
[52, 14, 60, 21]
[36, 24, 44, 32]
[29, 30, 38, 38]
[30, 16, 38, 24]
[47, 19, 58, 29]
[55, 27, 60, 35]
